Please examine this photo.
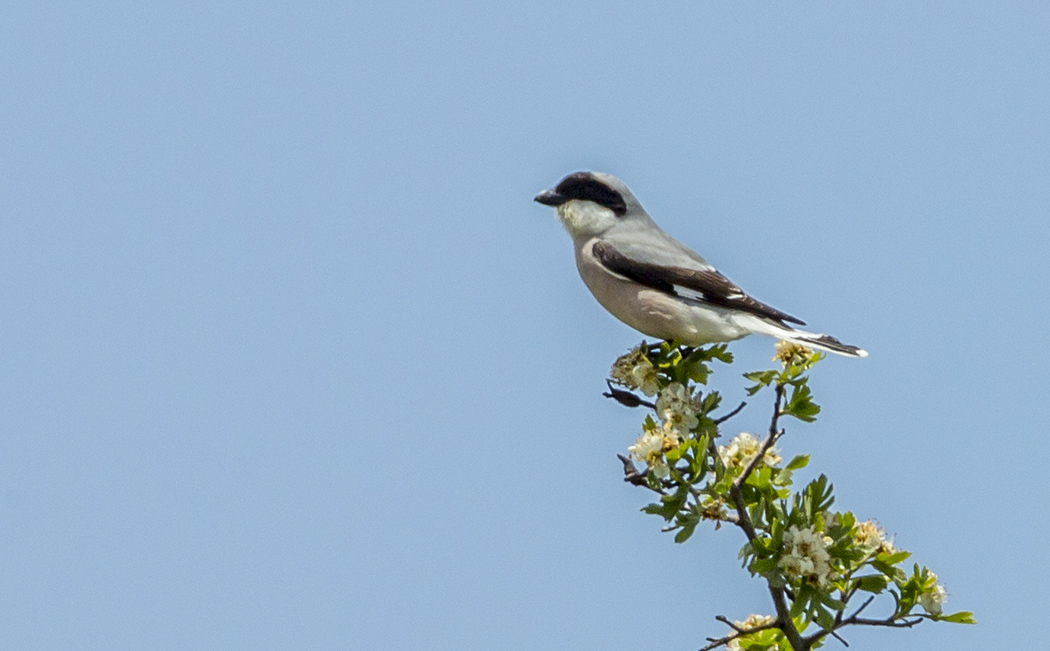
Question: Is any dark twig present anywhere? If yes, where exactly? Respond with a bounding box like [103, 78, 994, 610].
[698, 617, 781, 651]
[713, 401, 747, 425]
[603, 380, 656, 409]
[805, 596, 923, 647]
[835, 585, 862, 624]
[848, 596, 876, 620]
[727, 486, 758, 541]
[617, 454, 666, 494]
[715, 615, 745, 633]
[847, 617, 923, 629]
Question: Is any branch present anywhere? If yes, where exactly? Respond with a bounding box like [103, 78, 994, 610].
[603, 380, 656, 409]
[617, 454, 666, 494]
[845, 595, 875, 621]
[847, 617, 923, 629]
[804, 596, 924, 647]
[735, 428, 783, 490]
[698, 617, 781, 651]
[715, 614, 747, 633]
[728, 381, 785, 529]
[767, 586, 806, 650]
[713, 401, 747, 425]
[727, 485, 758, 541]
[725, 381, 807, 650]
[734, 383, 785, 490]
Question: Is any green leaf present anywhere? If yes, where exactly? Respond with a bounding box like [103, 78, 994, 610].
[814, 590, 846, 611]
[747, 465, 773, 490]
[711, 475, 732, 495]
[739, 541, 754, 562]
[877, 550, 912, 566]
[680, 355, 711, 384]
[749, 536, 773, 556]
[783, 383, 821, 422]
[789, 591, 808, 618]
[641, 487, 688, 521]
[701, 390, 722, 415]
[675, 344, 734, 385]
[813, 604, 836, 630]
[824, 511, 855, 537]
[709, 344, 734, 364]
[773, 468, 796, 490]
[871, 560, 908, 583]
[855, 575, 890, 593]
[743, 370, 775, 382]
[674, 513, 700, 543]
[786, 454, 810, 471]
[941, 611, 977, 624]
[801, 475, 835, 520]
[749, 558, 779, 575]
[690, 436, 709, 475]
[744, 370, 778, 395]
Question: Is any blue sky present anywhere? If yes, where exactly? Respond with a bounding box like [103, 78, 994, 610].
[2, 2, 1048, 649]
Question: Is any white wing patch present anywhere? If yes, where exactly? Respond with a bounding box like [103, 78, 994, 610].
[673, 284, 744, 303]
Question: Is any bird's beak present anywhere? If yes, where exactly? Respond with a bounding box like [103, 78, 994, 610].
[534, 189, 567, 207]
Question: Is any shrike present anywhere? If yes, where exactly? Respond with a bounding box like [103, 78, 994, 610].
[534, 171, 866, 357]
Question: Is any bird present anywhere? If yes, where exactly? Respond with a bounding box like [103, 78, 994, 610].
[534, 171, 867, 357]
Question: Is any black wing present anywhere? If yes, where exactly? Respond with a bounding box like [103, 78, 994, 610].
[592, 240, 806, 326]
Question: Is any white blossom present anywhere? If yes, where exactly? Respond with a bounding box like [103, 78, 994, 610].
[627, 421, 680, 479]
[628, 430, 663, 464]
[917, 575, 948, 615]
[655, 382, 700, 435]
[779, 525, 835, 587]
[718, 432, 781, 471]
[726, 614, 776, 651]
[647, 458, 670, 479]
[854, 520, 896, 554]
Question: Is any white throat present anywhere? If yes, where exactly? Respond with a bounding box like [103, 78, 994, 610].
[556, 200, 617, 240]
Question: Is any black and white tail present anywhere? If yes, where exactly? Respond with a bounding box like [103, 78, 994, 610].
[784, 330, 868, 358]
[738, 315, 868, 358]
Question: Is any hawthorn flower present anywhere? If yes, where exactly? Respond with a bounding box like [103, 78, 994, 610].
[738, 613, 775, 629]
[854, 520, 896, 554]
[718, 432, 782, 471]
[917, 575, 949, 615]
[610, 345, 660, 396]
[628, 421, 681, 479]
[773, 340, 814, 367]
[628, 430, 663, 465]
[726, 614, 776, 651]
[655, 382, 700, 435]
[779, 525, 835, 587]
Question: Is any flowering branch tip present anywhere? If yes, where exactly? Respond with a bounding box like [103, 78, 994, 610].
[601, 341, 969, 651]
